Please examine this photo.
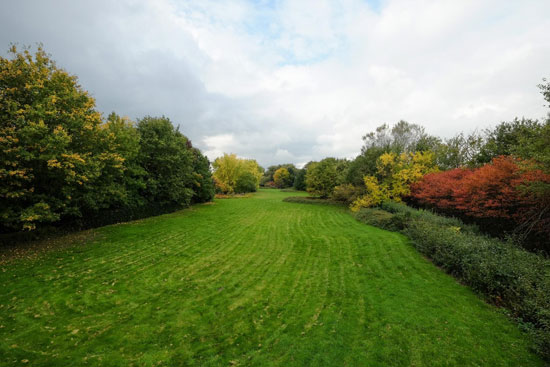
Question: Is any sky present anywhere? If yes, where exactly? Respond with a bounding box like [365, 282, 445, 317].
[1, 0, 549, 167]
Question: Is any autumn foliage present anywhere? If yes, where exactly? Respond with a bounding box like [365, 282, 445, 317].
[351, 151, 438, 211]
[409, 156, 550, 249]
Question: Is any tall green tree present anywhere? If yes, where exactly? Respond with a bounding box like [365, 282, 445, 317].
[0, 45, 123, 230]
[190, 148, 215, 203]
[434, 132, 484, 170]
[362, 120, 437, 154]
[293, 168, 307, 191]
[103, 112, 146, 208]
[305, 158, 348, 198]
[474, 118, 542, 165]
[136, 116, 194, 207]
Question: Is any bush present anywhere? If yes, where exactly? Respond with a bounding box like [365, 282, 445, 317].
[331, 184, 363, 204]
[305, 158, 348, 198]
[380, 201, 480, 234]
[408, 157, 550, 252]
[355, 204, 550, 359]
[235, 171, 258, 193]
[282, 196, 344, 206]
[354, 208, 406, 232]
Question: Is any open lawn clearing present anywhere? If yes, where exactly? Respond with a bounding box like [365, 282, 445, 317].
[0, 190, 542, 366]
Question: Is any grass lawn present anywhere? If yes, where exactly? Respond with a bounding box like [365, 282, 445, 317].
[0, 189, 543, 366]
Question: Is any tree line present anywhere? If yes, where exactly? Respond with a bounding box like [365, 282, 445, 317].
[292, 83, 550, 252]
[0, 46, 214, 232]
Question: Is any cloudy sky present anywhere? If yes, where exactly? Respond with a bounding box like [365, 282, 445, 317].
[1, 0, 549, 167]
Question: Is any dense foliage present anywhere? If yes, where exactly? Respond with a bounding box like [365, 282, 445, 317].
[354, 202, 550, 359]
[351, 151, 438, 210]
[305, 158, 348, 198]
[137, 116, 195, 207]
[273, 167, 291, 188]
[0, 46, 214, 232]
[260, 163, 300, 188]
[212, 153, 263, 194]
[292, 167, 307, 191]
[408, 156, 550, 251]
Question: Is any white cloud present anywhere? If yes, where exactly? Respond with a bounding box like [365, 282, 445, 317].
[1, 0, 549, 167]
[202, 133, 236, 161]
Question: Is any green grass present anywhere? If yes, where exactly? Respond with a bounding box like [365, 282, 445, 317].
[0, 190, 542, 366]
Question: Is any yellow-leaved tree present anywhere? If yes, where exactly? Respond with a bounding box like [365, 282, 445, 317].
[0, 45, 125, 230]
[351, 151, 438, 211]
[273, 167, 291, 188]
[212, 153, 263, 194]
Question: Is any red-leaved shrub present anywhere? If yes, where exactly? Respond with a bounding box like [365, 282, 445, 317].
[409, 156, 550, 251]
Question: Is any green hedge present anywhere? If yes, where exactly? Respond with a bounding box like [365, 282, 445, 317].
[355, 202, 550, 359]
[282, 197, 344, 206]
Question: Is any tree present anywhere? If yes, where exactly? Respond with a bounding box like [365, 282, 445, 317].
[273, 167, 291, 188]
[305, 158, 348, 198]
[293, 168, 307, 191]
[190, 148, 215, 203]
[0, 46, 214, 232]
[0, 45, 124, 230]
[361, 120, 437, 154]
[103, 112, 146, 208]
[237, 159, 263, 193]
[539, 77, 550, 107]
[136, 116, 194, 207]
[434, 132, 484, 170]
[331, 183, 363, 204]
[261, 163, 297, 187]
[345, 147, 386, 186]
[350, 176, 389, 210]
[349, 120, 439, 188]
[351, 151, 438, 211]
[212, 153, 241, 194]
[212, 153, 262, 194]
[475, 119, 542, 165]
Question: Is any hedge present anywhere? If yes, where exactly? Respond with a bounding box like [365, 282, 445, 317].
[355, 202, 550, 359]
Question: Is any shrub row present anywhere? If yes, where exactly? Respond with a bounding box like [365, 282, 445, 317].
[355, 202, 550, 359]
[407, 156, 550, 253]
[282, 196, 344, 206]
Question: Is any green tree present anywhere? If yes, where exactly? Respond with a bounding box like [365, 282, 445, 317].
[103, 112, 147, 208]
[539, 78, 550, 107]
[293, 168, 307, 191]
[261, 163, 297, 187]
[190, 148, 215, 203]
[362, 120, 437, 154]
[305, 158, 348, 198]
[0, 45, 124, 230]
[136, 116, 194, 207]
[434, 132, 484, 170]
[474, 118, 542, 165]
[345, 146, 386, 186]
[238, 159, 263, 193]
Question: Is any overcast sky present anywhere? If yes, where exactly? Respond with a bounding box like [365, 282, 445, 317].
[1, 0, 549, 167]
